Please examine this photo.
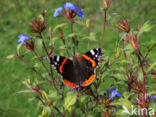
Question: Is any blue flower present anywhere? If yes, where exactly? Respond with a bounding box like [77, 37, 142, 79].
[54, 2, 84, 18]
[149, 95, 156, 100]
[53, 7, 63, 17]
[107, 88, 122, 99]
[17, 34, 30, 45]
[63, 2, 76, 10]
[76, 8, 85, 17]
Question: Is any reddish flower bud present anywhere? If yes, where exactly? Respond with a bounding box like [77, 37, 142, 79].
[25, 39, 34, 51]
[118, 19, 130, 33]
[130, 34, 139, 50]
[42, 10, 46, 18]
[29, 18, 47, 33]
[104, 0, 109, 10]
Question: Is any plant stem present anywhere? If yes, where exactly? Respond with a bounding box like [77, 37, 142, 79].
[70, 19, 76, 57]
[100, 10, 107, 48]
[137, 51, 147, 117]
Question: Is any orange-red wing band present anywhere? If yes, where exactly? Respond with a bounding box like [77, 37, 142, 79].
[82, 55, 96, 68]
[59, 58, 67, 73]
[63, 79, 76, 88]
[82, 74, 95, 86]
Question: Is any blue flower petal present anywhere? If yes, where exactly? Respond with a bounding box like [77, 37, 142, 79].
[116, 92, 122, 97]
[107, 88, 116, 92]
[109, 92, 117, 99]
[76, 8, 84, 17]
[149, 95, 156, 100]
[54, 7, 63, 17]
[64, 2, 76, 10]
[17, 39, 22, 44]
[17, 34, 29, 45]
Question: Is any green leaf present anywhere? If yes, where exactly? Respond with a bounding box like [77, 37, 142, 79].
[64, 93, 77, 111]
[53, 23, 67, 32]
[67, 33, 77, 38]
[147, 91, 156, 96]
[111, 73, 126, 81]
[98, 78, 115, 95]
[16, 43, 22, 55]
[23, 79, 31, 88]
[36, 39, 43, 51]
[79, 96, 86, 109]
[139, 21, 154, 34]
[6, 54, 15, 59]
[89, 32, 96, 41]
[115, 44, 120, 58]
[147, 62, 156, 73]
[41, 107, 50, 117]
[112, 98, 132, 110]
[40, 90, 50, 103]
[14, 90, 32, 94]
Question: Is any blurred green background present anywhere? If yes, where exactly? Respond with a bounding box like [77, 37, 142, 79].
[0, 0, 156, 116]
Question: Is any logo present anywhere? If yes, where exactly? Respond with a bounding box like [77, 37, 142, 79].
[122, 105, 154, 116]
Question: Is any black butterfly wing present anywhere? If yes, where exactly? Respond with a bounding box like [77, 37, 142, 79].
[81, 48, 104, 68]
[50, 56, 76, 87]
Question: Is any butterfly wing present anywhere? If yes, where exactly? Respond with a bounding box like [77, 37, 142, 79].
[50, 56, 76, 87]
[81, 48, 104, 68]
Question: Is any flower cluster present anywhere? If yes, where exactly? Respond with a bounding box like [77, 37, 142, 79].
[54, 2, 84, 19]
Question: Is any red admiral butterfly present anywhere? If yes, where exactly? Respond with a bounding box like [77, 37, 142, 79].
[50, 48, 104, 88]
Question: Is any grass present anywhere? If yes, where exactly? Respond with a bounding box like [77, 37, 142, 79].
[0, 0, 156, 116]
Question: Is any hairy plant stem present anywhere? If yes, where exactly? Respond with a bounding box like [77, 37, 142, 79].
[70, 19, 75, 57]
[38, 33, 63, 96]
[100, 10, 107, 48]
[33, 49, 61, 95]
[136, 51, 147, 117]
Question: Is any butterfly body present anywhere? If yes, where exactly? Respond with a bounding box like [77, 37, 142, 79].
[50, 48, 103, 88]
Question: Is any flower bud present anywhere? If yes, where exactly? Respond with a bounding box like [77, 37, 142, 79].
[42, 10, 46, 18]
[86, 19, 91, 29]
[118, 19, 130, 33]
[25, 39, 34, 51]
[29, 18, 47, 33]
[130, 34, 139, 50]
[104, 0, 109, 10]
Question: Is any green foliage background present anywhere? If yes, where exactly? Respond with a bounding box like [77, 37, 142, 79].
[0, 0, 156, 116]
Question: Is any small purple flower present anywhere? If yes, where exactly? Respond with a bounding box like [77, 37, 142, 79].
[107, 88, 122, 99]
[149, 95, 156, 100]
[17, 34, 30, 45]
[54, 2, 84, 18]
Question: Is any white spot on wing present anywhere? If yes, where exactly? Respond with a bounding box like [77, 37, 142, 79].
[90, 50, 95, 55]
[56, 56, 60, 61]
[55, 62, 57, 65]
